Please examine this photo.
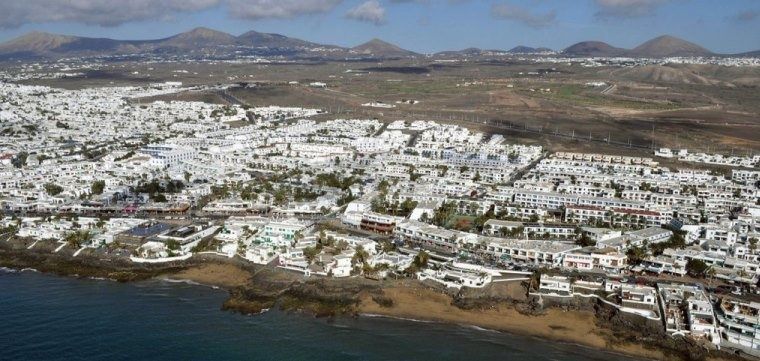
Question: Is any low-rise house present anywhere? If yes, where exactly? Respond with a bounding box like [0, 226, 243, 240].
[563, 249, 628, 273]
[156, 223, 219, 251]
[369, 252, 414, 273]
[360, 212, 401, 235]
[485, 238, 580, 267]
[522, 222, 577, 239]
[538, 275, 572, 296]
[636, 255, 687, 276]
[245, 244, 278, 265]
[621, 284, 658, 311]
[657, 283, 719, 344]
[715, 297, 760, 350]
[115, 221, 173, 246]
[324, 252, 353, 277]
[419, 268, 492, 289]
[322, 231, 378, 255]
[395, 220, 475, 255]
[483, 219, 523, 236]
[581, 227, 622, 242]
[256, 218, 312, 247]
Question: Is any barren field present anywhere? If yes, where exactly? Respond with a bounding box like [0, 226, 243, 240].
[21, 58, 760, 153]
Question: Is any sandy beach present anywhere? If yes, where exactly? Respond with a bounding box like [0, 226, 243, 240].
[165, 263, 252, 289]
[358, 285, 671, 360]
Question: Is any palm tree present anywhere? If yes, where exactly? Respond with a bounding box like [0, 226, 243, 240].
[707, 267, 717, 286]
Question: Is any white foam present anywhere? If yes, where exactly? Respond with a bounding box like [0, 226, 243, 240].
[358, 313, 436, 324]
[160, 278, 221, 290]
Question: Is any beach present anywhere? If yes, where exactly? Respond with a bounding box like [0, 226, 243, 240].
[357, 284, 670, 360]
[164, 263, 252, 288]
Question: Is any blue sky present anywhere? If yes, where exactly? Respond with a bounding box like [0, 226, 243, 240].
[0, 0, 758, 53]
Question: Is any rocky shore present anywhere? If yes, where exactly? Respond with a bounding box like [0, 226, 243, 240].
[0, 240, 746, 361]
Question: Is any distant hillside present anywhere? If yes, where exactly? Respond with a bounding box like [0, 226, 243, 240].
[160, 27, 237, 48]
[351, 39, 417, 58]
[0, 31, 77, 54]
[0, 27, 348, 60]
[629, 35, 713, 58]
[508, 46, 553, 54]
[736, 49, 760, 57]
[237, 30, 340, 50]
[563, 35, 718, 58]
[563, 41, 627, 57]
[1, 29, 756, 61]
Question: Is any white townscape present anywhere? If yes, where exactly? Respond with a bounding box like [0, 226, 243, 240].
[1, 73, 759, 354]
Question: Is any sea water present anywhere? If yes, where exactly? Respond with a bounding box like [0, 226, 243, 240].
[0, 269, 645, 361]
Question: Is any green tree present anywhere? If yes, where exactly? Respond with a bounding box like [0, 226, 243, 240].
[303, 246, 319, 262]
[12, 151, 28, 168]
[576, 232, 596, 247]
[686, 259, 709, 278]
[91, 180, 105, 195]
[626, 246, 647, 266]
[413, 250, 430, 268]
[352, 245, 370, 269]
[166, 239, 181, 251]
[749, 238, 758, 253]
[64, 230, 92, 248]
[44, 183, 63, 196]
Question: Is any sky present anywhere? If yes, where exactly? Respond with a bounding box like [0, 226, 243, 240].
[0, 0, 758, 53]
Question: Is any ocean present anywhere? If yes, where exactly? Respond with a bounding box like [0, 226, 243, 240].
[0, 268, 645, 361]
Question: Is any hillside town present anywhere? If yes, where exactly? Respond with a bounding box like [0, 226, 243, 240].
[1, 79, 759, 355]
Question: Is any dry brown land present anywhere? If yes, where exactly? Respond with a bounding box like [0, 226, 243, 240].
[18, 58, 760, 153]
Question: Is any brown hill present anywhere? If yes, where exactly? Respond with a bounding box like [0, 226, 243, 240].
[160, 27, 237, 48]
[562, 41, 627, 57]
[629, 35, 713, 58]
[0, 31, 77, 53]
[352, 39, 417, 58]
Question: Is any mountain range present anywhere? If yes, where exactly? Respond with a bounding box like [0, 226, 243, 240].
[0, 28, 756, 61]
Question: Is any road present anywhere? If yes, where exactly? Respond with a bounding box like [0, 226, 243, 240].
[217, 90, 249, 107]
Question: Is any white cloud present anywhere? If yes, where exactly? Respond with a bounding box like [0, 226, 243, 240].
[491, 3, 556, 29]
[346, 0, 387, 25]
[227, 0, 343, 20]
[0, 0, 219, 28]
[731, 9, 759, 23]
[594, 0, 671, 19]
[0, 0, 344, 29]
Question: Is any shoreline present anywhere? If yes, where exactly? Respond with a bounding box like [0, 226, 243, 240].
[1, 262, 658, 360]
[355, 285, 671, 360]
[0, 246, 742, 361]
[358, 312, 661, 361]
